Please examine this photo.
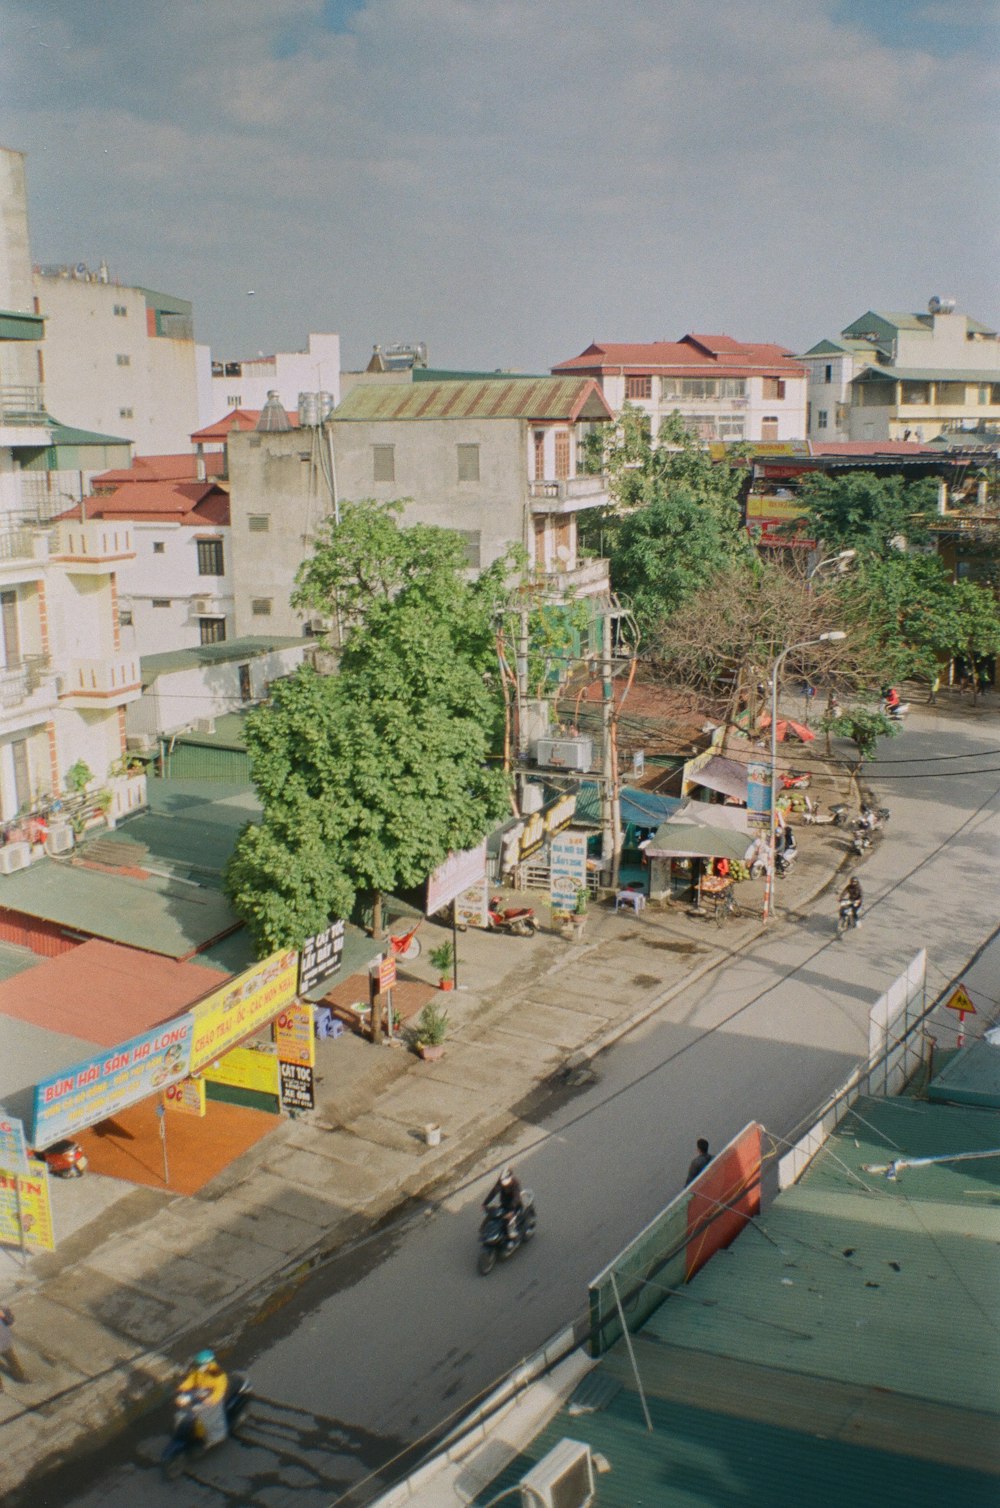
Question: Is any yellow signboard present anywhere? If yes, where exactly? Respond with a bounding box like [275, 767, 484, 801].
[189, 949, 298, 1072]
[163, 1078, 207, 1116]
[944, 984, 976, 1017]
[0, 1159, 55, 1253]
[274, 1003, 316, 1068]
[203, 1045, 280, 1097]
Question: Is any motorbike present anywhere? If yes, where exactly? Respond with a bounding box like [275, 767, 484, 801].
[478, 1192, 537, 1275]
[775, 843, 797, 876]
[880, 696, 910, 722]
[837, 899, 861, 934]
[801, 799, 848, 826]
[161, 1373, 252, 1480]
[487, 898, 538, 937]
[779, 771, 811, 790]
[29, 1139, 88, 1177]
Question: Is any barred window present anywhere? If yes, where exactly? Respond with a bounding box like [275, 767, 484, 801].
[251, 598, 272, 616]
[625, 374, 652, 400]
[248, 515, 270, 532]
[373, 444, 395, 482]
[197, 539, 224, 576]
[457, 444, 480, 482]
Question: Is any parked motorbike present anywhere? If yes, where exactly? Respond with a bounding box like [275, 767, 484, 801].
[801, 799, 848, 826]
[29, 1139, 88, 1177]
[487, 898, 538, 937]
[775, 844, 798, 876]
[779, 771, 811, 790]
[477, 1192, 537, 1275]
[161, 1373, 252, 1480]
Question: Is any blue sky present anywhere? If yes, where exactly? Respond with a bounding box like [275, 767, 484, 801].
[0, 0, 995, 372]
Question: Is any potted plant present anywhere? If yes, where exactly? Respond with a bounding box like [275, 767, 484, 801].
[429, 940, 455, 990]
[414, 1001, 449, 1061]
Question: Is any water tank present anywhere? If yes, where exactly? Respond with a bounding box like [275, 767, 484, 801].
[534, 737, 594, 771]
[317, 391, 335, 421]
[298, 392, 319, 427]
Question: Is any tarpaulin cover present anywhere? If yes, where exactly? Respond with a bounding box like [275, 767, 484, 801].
[668, 799, 749, 833]
[686, 755, 748, 801]
[642, 822, 749, 861]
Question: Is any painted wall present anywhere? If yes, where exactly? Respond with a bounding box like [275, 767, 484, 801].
[203, 333, 341, 425]
[113, 521, 233, 656]
[126, 643, 307, 740]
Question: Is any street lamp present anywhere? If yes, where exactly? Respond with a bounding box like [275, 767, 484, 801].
[763, 630, 846, 923]
[807, 548, 856, 587]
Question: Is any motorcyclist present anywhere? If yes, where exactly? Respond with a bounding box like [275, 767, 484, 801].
[484, 1166, 524, 1249]
[883, 686, 901, 711]
[857, 803, 877, 833]
[177, 1348, 229, 1447]
[839, 876, 863, 926]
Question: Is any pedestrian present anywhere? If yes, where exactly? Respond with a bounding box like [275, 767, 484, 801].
[0, 1305, 27, 1387]
[685, 1138, 712, 1186]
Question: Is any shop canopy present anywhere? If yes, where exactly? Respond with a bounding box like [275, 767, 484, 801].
[669, 799, 749, 833]
[758, 714, 816, 743]
[686, 756, 748, 802]
[642, 822, 749, 862]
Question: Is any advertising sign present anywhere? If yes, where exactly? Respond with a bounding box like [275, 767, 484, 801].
[746, 762, 772, 831]
[518, 793, 577, 861]
[426, 840, 487, 917]
[0, 1159, 55, 1253]
[163, 1078, 206, 1117]
[279, 1060, 315, 1113]
[189, 949, 299, 1073]
[0, 1107, 28, 1175]
[373, 955, 396, 994]
[298, 920, 345, 996]
[274, 1003, 316, 1067]
[203, 1044, 280, 1097]
[550, 831, 588, 912]
[33, 1016, 195, 1146]
[454, 878, 489, 931]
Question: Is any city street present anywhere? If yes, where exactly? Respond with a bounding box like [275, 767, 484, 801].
[19, 709, 1000, 1508]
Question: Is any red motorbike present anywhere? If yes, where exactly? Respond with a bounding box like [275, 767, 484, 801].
[780, 771, 811, 790]
[30, 1139, 88, 1177]
[487, 898, 537, 937]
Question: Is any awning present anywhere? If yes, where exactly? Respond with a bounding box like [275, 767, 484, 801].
[686, 756, 748, 801]
[759, 715, 816, 744]
[642, 822, 749, 861]
[668, 799, 748, 833]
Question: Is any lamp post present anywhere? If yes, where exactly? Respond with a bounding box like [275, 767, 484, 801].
[763, 630, 846, 923]
[807, 548, 856, 587]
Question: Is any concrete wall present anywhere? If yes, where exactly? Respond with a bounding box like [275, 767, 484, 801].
[802, 354, 855, 440]
[0, 148, 33, 311]
[227, 430, 327, 639]
[113, 521, 233, 656]
[595, 371, 807, 441]
[895, 311, 1000, 374]
[203, 333, 341, 425]
[127, 643, 306, 739]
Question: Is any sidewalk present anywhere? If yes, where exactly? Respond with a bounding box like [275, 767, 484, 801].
[0, 775, 854, 1498]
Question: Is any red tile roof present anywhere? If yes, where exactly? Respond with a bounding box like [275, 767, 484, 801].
[808, 441, 936, 456]
[94, 453, 226, 485]
[190, 408, 300, 442]
[0, 938, 226, 1046]
[79, 479, 230, 526]
[552, 334, 805, 378]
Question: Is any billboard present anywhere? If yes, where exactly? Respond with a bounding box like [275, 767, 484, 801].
[746, 762, 772, 831]
[189, 949, 298, 1073]
[33, 1017, 194, 1146]
[0, 1160, 55, 1253]
[298, 920, 345, 996]
[426, 840, 487, 916]
[550, 830, 588, 911]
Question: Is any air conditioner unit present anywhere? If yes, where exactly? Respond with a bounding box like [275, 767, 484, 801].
[519, 1439, 595, 1508]
[0, 842, 32, 875]
[45, 825, 75, 857]
[533, 737, 594, 771]
[193, 599, 213, 615]
[195, 717, 216, 735]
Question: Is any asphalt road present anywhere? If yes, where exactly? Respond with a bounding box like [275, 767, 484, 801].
[22, 710, 1000, 1508]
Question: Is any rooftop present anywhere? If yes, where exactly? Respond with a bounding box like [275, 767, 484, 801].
[79, 477, 229, 526]
[553, 334, 806, 377]
[139, 636, 306, 685]
[332, 376, 613, 423]
[93, 453, 227, 486]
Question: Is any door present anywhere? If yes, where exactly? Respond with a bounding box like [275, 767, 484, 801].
[11, 738, 30, 814]
[533, 517, 548, 572]
[0, 591, 20, 668]
[554, 431, 570, 480]
[760, 417, 779, 441]
[238, 663, 252, 702]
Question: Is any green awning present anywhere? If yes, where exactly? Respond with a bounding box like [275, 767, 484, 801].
[0, 309, 45, 341]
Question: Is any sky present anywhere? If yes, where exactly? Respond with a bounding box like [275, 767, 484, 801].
[0, 0, 996, 372]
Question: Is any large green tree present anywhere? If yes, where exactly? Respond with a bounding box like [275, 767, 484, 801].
[794, 471, 940, 556]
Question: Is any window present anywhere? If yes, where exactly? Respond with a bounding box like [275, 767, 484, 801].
[716, 418, 745, 439]
[817, 410, 829, 429]
[113, 304, 128, 317]
[625, 374, 652, 400]
[226, 394, 242, 407]
[455, 530, 481, 568]
[152, 540, 165, 554]
[457, 443, 480, 482]
[118, 609, 133, 627]
[248, 514, 270, 532]
[762, 377, 786, 400]
[199, 617, 227, 645]
[760, 417, 779, 441]
[152, 598, 171, 608]
[251, 598, 272, 616]
[373, 444, 395, 482]
[824, 364, 833, 383]
[119, 407, 133, 419]
[554, 431, 570, 480]
[534, 430, 545, 480]
[116, 353, 131, 367]
[197, 539, 224, 576]
[901, 382, 930, 405]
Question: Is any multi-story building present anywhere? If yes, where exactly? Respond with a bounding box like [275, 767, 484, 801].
[226, 377, 615, 639]
[201, 332, 341, 427]
[34, 262, 201, 454]
[801, 302, 1000, 443]
[551, 334, 808, 442]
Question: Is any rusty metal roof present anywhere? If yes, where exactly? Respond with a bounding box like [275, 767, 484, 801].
[332, 376, 612, 423]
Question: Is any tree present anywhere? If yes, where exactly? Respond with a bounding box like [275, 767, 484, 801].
[946, 579, 1000, 704]
[793, 471, 940, 557]
[821, 707, 899, 770]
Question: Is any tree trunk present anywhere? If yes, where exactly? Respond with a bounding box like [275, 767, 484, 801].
[372, 891, 383, 939]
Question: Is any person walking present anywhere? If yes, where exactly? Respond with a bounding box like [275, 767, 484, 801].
[0, 1305, 28, 1387]
[685, 1138, 713, 1186]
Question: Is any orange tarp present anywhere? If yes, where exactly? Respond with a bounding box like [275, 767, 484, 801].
[77, 1095, 275, 1195]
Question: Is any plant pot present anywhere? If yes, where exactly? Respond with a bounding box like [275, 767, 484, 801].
[418, 1042, 445, 1062]
[438, 978, 454, 991]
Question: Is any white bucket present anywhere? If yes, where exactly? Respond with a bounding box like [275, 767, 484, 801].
[424, 1124, 441, 1147]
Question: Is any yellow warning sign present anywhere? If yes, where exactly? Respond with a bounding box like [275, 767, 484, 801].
[944, 984, 976, 1016]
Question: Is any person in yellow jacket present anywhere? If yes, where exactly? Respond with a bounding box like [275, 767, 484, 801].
[178, 1348, 229, 1446]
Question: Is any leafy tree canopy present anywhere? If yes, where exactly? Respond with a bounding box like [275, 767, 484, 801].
[795, 471, 940, 557]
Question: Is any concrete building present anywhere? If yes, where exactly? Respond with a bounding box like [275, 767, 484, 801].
[34, 262, 201, 455]
[552, 334, 808, 442]
[200, 332, 340, 427]
[126, 637, 308, 744]
[0, 147, 51, 519]
[801, 301, 1000, 443]
[226, 376, 615, 640]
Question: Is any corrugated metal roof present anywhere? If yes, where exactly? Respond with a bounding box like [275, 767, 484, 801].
[332, 376, 612, 423]
[140, 637, 305, 683]
[856, 365, 1000, 384]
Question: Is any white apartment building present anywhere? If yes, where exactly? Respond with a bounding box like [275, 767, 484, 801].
[34, 263, 201, 455]
[198, 332, 341, 427]
[801, 302, 1000, 442]
[552, 334, 808, 442]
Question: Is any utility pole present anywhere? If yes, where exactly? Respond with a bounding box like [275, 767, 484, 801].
[515, 604, 530, 810]
[601, 607, 616, 879]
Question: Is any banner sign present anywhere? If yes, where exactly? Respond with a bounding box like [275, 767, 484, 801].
[519, 792, 577, 861]
[33, 1016, 194, 1145]
[189, 949, 298, 1072]
[746, 762, 772, 831]
[550, 831, 588, 912]
[426, 840, 488, 917]
[163, 1078, 206, 1117]
[0, 1159, 55, 1253]
[274, 1003, 316, 1067]
[298, 920, 345, 996]
[373, 955, 396, 994]
[203, 1044, 280, 1097]
[279, 1060, 315, 1113]
[454, 878, 489, 931]
[0, 1107, 28, 1175]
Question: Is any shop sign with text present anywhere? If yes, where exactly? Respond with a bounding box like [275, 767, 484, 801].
[0, 1107, 28, 1174]
[33, 1016, 194, 1145]
[426, 841, 487, 916]
[298, 921, 345, 996]
[0, 1159, 55, 1253]
[163, 1078, 206, 1117]
[279, 1060, 315, 1113]
[746, 763, 772, 830]
[518, 793, 577, 861]
[189, 949, 298, 1072]
[550, 831, 588, 911]
[274, 1003, 316, 1067]
[203, 1044, 280, 1097]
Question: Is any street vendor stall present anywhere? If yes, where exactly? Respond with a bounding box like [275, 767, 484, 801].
[641, 819, 749, 902]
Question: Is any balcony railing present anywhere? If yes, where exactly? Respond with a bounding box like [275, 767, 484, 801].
[49, 520, 135, 563]
[0, 526, 41, 564]
[528, 475, 609, 505]
[59, 653, 141, 703]
[0, 385, 47, 424]
[0, 655, 53, 710]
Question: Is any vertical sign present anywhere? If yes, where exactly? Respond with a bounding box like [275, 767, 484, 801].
[0, 1108, 28, 1175]
[0, 1160, 55, 1253]
[279, 1060, 315, 1113]
[274, 1003, 316, 1067]
[298, 920, 345, 996]
[163, 1079, 207, 1117]
[550, 830, 588, 912]
[746, 762, 772, 831]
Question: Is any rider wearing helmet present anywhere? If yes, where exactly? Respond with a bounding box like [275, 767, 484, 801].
[839, 876, 863, 925]
[178, 1348, 229, 1446]
[485, 1166, 524, 1248]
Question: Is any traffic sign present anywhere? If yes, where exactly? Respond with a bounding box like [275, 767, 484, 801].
[944, 984, 976, 1017]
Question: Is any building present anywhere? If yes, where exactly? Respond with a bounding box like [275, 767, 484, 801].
[226, 376, 615, 640]
[201, 332, 340, 427]
[801, 301, 1000, 443]
[83, 453, 232, 654]
[125, 637, 309, 745]
[551, 334, 808, 442]
[33, 262, 201, 454]
[0, 147, 51, 518]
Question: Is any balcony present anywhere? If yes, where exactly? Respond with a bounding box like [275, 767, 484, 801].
[0, 385, 50, 448]
[58, 653, 141, 709]
[528, 475, 610, 514]
[0, 655, 59, 731]
[49, 520, 135, 571]
[535, 556, 610, 600]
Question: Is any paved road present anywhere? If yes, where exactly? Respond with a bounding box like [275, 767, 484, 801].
[22, 711, 1000, 1507]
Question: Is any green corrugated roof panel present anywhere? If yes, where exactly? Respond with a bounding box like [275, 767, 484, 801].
[141, 637, 305, 684]
[333, 376, 608, 422]
[927, 1040, 1000, 1107]
[413, 368, 544, 382]
[855, 365, 1000, 384]
[45, 417, 131, 447]
[0, 309, 45, 341]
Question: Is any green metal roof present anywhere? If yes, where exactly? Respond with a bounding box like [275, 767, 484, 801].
[802, 338, 877, 357]
[856, 366, 1000, 384]
[332, 376, 611, 423]
[0, 308, 45, 341]
[140, 636, 305, 684]
[413, 367, 545, 382]
[927, 1041, 1000, 1107]
[45, 416, 131, 447]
